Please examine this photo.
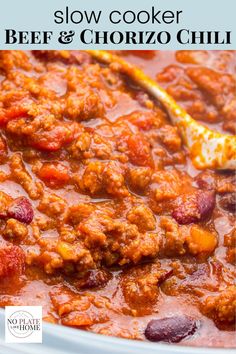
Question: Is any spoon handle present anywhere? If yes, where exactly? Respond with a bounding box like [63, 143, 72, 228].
[86, 50, 236, 170]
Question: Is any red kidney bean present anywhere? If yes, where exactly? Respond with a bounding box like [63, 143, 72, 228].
[197, 190, 216, 219]
[195, 171, 216, 190]
[220, 193, 236, 212]
[7, 197, 34, 224]
[172, 190, 215, 225]
[145, 315, 197, 343]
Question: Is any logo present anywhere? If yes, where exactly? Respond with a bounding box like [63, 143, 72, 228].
[5, 306, 42, 343]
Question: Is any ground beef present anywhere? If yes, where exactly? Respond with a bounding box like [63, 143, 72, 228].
[202, 287, 236, 325]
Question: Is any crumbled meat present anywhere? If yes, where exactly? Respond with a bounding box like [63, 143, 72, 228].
[50, 286, 112, 327]
[121, 263, 172, 315]
[158, 125, 182, 152]
[128, 166, 152, 191]
[149, 169, 192, 213]
[79, 161, 128, 197]
[160, 216, 186, 256]
[102, 161, 128, 197]
[10, 153, 43, 199]
[66, 203, 95, 225]
[78, 212, 160, 266]
[3, 218, 28, 239]
[127, 204, 156, 232]
[38, 193, 67, 217]
[0, 191, 12, 218]
[202, 286, 236, 325]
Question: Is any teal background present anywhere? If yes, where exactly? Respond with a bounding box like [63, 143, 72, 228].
[0, 0, 235, 49]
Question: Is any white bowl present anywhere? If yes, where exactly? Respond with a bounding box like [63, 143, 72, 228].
[0, 309, 234, 354]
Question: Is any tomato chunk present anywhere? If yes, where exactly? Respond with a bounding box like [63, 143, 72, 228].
[0, 244, 25, 279]
[127, 134, 153, 167]
[29, 122, 80, 152]
[38, 162, 70, 187]
[0, 106, 28, 126]
[127, 111, 155, 131]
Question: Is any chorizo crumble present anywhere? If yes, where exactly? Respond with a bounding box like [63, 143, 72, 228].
[0, 50, 235, 347]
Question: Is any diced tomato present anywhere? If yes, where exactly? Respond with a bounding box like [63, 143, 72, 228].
[0, 245, 25, 279]
[128, 111, 155, 131]
[30, 122, 80, 152]
[38, 162, 70, 187]
[0, 106, 28, 126]
[127, 134, 153, 167]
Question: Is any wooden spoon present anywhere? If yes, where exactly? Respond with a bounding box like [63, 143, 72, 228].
[86, 50, 236, 170]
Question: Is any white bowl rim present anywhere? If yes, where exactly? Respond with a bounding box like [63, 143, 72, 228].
[0, 308, 235, 354]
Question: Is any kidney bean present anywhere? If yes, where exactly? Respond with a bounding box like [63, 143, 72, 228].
[172, 190, 215, 225]
[197, 190, 216, 219]
[220, 193, 236, 212]
[145, 315, 197, 343]
[7, 197, 34, 224]
[195, 171, 216, 190]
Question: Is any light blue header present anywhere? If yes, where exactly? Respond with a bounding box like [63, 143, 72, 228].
[0, 0, 235, 49]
